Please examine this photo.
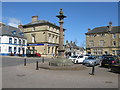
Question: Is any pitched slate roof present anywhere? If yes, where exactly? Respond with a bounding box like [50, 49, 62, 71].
[23, 20, 65, 30]
[0, 25, 25, 38]
[86, 26, 120, 34]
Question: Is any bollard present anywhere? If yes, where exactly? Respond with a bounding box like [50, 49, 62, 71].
[91, 65, 95, 75]
[89, 65, 95, 75]
[42, 57, 44, 63]
[108, 61, 111, 69]
[36, 61, 39, 70]
[24, 58, 26, 66]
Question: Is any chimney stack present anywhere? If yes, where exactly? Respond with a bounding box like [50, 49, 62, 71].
[108, 22, 112, 32]
[0, 22, 5, 27]
[73, 42, 75, 45]
[32, 16, 38, 22]
[88, 28, 91, 31]
[109, 21, 112, 26]
[18, 24, 23, 29]
[66, 40, 68, 44]
[18, 24, 24, 32]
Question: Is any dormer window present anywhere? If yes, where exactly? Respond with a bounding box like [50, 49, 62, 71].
[12, 30, 16, 35]
[20, 32, 24, 36]
[112, 34, 116, 39]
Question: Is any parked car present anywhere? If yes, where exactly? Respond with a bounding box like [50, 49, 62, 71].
[101, 56, 118, 67]
[69, 56, 78, 62]
[111, 63, 120, 73]
[35, 53, 41, 57]
[74, 55, 88, 64]
[83, 56, 100, 67]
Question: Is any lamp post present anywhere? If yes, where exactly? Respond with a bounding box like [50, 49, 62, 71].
[56, 8, 66, 57]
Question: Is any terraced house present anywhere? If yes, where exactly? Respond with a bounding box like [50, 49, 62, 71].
[86, 22, 120, 56]
[0, 22, 27, 56]
[22, 16, 65, 57]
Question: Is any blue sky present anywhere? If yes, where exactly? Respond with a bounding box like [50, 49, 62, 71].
[2, 2, 118, 46]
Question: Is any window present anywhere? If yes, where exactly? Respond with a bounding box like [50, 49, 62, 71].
[100, 34, 105, 37]
[9, 38, 12, 44]
[31, 34, 35, 43]
[23, 40, 26, 45]
[112, 34, 116, 39]
[56, 36, 58, 43]
[52, 35, 54, 43]
[52, 47, 54, 53]
[113, 41, 116, 46]
[32, 36, 35, 43]
[48, 34, 51, 42]
[12, 30, 16, 35]
[89, 40, 94, 46]
[14, 39, 17, 44]
[48, 47, 50, 54]
[99, 40, 105, 46]
[14, 47, 17, 54]
[112, 50, 115, 55]
[18, 47, 21, 54]
[98, 49, 102, 55]
[20, 32, 24, 36]
[93, 49, 97, 55]
[8, 47, 12, 52]
[19, 39, 21, 45]
[32, 27, 35, 31]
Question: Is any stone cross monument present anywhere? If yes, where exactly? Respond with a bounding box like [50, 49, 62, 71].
[56, 8, 67, 57]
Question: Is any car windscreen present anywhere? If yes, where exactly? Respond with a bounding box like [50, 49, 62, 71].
[87, 56, 95, 59]
[104, 57, 114, 60]
[71, 56, 77, 58]
[78, 56, 83, 58]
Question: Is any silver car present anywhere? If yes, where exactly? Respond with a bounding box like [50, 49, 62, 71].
[83, 56, 100, 67]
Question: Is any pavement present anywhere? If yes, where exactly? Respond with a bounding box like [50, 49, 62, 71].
[2, 61, 119, 88]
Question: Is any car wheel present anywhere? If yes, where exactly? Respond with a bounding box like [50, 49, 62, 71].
[101, 63, 104, 67]
[76, 60, 78, 64]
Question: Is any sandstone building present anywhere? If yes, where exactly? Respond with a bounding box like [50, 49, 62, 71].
[86, 22, 120, 56]
[65, 40, 86, 56]
[23, 16, 65, 57]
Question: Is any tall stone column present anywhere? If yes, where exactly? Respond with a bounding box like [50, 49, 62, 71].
[56, 8, 66, 57]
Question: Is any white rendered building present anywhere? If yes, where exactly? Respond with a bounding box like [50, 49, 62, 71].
[0, 23, 27, 56]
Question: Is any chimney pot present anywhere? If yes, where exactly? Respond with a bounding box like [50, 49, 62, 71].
[66, 40, 68, 43]
[109, 21, 112, 26]
[32, 16, 38, 22]
[88, 28, 91, 31]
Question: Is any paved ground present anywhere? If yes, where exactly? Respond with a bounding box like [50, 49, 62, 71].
[2, 56, 50, 67]
[2, 56, 119, 88]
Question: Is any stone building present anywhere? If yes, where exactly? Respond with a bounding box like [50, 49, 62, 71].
[65, 40, 85, 56]
[0, 23, 27, 56]
[86, 22, 120, 56]
[22, 16, 65, 57]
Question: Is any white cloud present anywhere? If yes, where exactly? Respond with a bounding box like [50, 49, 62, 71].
[7, 17, 22, 27]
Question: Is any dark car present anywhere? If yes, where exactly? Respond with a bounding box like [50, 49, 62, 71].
[101, 56, 118, 67]
[111, 63, 120, 74]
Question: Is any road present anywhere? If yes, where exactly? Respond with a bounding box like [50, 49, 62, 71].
[2, 56, 49, 67]
[1, 56, 119, 88]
